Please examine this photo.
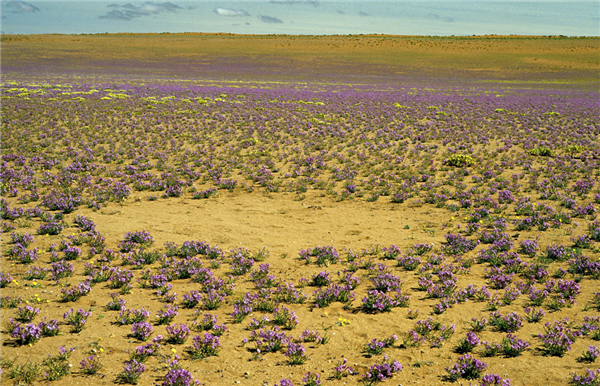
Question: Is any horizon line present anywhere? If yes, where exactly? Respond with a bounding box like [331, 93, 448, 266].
[3, 32, 599, 38]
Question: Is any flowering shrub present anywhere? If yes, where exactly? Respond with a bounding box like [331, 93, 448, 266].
[188, 333, 221, 359]
[274, 379, 294, 386]
[0, 272, 13, 288]
[372, 273, 403, 292]
[455, 331, 480, 353]
[313, 283, 355, 308]
[364, 335, 398, 355]
[310, 271, 331, 286]
[80, 355, 103, 375]
[297, 329, 324, 344]
[272, 306, 299, 330]
[478, 374, 512, 386]
[166, 323, 191, 344]
[248, 326, 290, 353]
[10, 320, 42, 345]
[579, 345, 599, 363]
[445, 354, 487, 381]
[538, 318, 582, 356]
[15, 305, 40, 322]
[37, 221, 66, 235]
[362, 357, 403, 385]
[156, 305, 179, 324]
[38, 317, 60, 337]
[119, 230, 154, 252]
[300, 246, 339, 266]
[500, 334, 530, 357]
[116, 359, 146, 384]
[443, 233, 479, 255]
[131, 322, 154, 341]
[161, 368, 200, 386]
[524, 307, 546, 323]
[285, 342, 308, 365]
[7, 244, 39, 264]
[10, 232, 35, 247]
[362, 290, 406, 313]
[333, 358, 355, 379]
[570, 369, 599, 386]
[302, 372, 321, 386]
[63, 308, 91, 333]
[445, 154, 475, 167]
[489, 311, 524, 333]
[519, 239, 539, 257]
[60, 281, 91, 302]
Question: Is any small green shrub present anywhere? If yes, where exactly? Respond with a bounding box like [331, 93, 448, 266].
[529, 146, 553, 157]
[444, 154, 475, 167]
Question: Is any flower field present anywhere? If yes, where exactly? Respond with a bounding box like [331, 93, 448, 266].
[1, 34, 599, 386]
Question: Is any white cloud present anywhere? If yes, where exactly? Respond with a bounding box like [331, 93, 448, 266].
[259, 15, 284, 23]
[270, 0, 319, 5]
[99, 1, 189, 21]
[6, 0, 40, 13]
[214, 7, 250, 17]
[427, 13, 454, 23]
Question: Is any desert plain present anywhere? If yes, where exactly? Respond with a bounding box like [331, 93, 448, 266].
[1, 34, 599, 386]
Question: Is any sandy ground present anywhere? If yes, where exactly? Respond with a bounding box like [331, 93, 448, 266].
[2, 34, 599, 84]
[2, 190, 598, 386]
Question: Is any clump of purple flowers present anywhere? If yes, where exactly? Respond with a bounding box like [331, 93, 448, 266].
[63, 308, 91, 333]
[248, 326, 290, 353]
[579, 346, 599, 363]
[131, 321, 154, 341]
[15, 305, 40, 322]
[300, 245, 339, 266]
[38, 317, 60, 337]
[364, 335, 398, 355]
[479, 373, 512, 386]
[524, 307, 546, 323]
[119, 230, 154, 252]
[362, 290, 408, 313]
[0, 272, 13, 288]
[166, 323, 191, 344]
[273, 379, 294, 386]
[10, 320, 42, 345]
[73, 214, 96, 231]
[362, 357, 403, 386]
[59, 281, 91, 302]
[117, 359, 146, 384]
[455, 331, 480, 354]
[160, 367, 200, 386]
[333, 358, 355, 380]
[188, 333, 221, 359]
[570, 369, 600, 386]
[80, 355, 103, 375]
[519, 239, 539, 257]
[445, 354, 487, 381]
[489, 311, 524, 333]
[443, 233, 479, 255]
[313, 283, 355, 308]
[156, 305, 179, 325]
[538, 318, 582, 357]
[37, 221, 66, 235]
[10, 232, 34, 247]
[272, 306, 299, 330]
[500, 334, 530, 357]
[297, 329, 324, 344]
[310, 271, 331, 286]
[302, 372, 321, 386]
[285, 342, 308, 365]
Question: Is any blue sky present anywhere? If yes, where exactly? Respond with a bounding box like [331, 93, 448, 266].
[1, 1, 598, 36]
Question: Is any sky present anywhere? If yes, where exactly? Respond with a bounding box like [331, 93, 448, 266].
[1, 1, 599, 36]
